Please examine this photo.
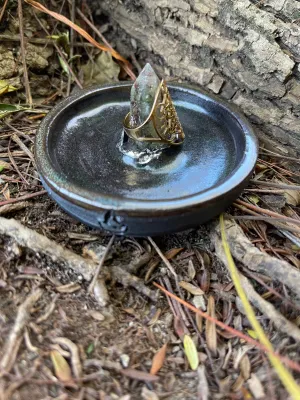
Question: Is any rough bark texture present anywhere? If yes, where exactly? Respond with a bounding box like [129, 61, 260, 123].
[90, 0, 300, 155]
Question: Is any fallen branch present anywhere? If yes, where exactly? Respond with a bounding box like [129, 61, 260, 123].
[0, 289, 43, 374]
[210, 218, 300, 298]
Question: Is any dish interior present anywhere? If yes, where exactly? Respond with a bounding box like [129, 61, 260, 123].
[47, 86, 245, 201]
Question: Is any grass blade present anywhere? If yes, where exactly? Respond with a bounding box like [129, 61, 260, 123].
[219, 213, 300, 399]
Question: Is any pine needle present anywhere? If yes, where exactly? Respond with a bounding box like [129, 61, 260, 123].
[219, 213, 300, 399]
[153, 283, 300, 373]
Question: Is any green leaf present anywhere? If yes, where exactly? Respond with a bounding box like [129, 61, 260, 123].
[247, 329, 258, 339]
[248, 195, 259, 205]
[0, 80, 18, 96]
[0, 161, 11, 171]
[183, 335, 199, 370]
[47, 32, 70, 53]
[86, 343, 94, 355]
[58, 56, 70, 75]
[0, 103, 28, 120]
[68, 54, 81, 63]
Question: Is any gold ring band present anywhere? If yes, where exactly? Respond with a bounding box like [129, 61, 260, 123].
[123, 80, 185, 145]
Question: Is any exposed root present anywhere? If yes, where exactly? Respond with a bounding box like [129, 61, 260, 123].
[211, 218, 300, 298]
[212, 219, 300, 341]
[0, 217, 97, 280]
[237, 274, 300, 342]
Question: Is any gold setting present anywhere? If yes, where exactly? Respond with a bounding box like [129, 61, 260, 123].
[123, 80, 185, 145]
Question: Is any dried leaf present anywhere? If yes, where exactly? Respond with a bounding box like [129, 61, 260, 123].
[248, 195, 259, 205]
[150, 343, 167, 375]
[174, 315, 186, 339]
[248, 373, 265, 399]
[148, 308, 161, 326]
[3, 187, 10, 200]
[142, 386, 159, 400]
[56, 282, 81, 293]
[196, 313, 203, 333]
[121, 369, 159, 382]
[187, 260, 196, 280]
[205, 296, 217, 354]
[183, 335, 199, 371]
[193, 295, 206, 311]
[52, 337, 82, 380]
[197, 365, 209, 400]
[200, 268, 210, 293]
[50, 350, 73, 384]
[179, 281, 204, 296]
[232, 373, 244, 392]
[285, 255, 300, 269]
[165, 248, 184, 260]
[89, 310, 105, 321]
[240, 354, 251, 380]
[82, 51, 120, 87]
[202, 252, 211, 267]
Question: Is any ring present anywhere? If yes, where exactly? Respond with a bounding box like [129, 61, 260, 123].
[123, 80, 185, 145]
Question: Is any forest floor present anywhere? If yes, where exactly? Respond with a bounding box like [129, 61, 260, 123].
[0, 2, 300, 400]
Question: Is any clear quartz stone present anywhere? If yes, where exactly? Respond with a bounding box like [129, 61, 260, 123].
[119, 63, 168, 164]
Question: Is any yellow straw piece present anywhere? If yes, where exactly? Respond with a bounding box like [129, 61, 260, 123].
[219, 214, 300, 399]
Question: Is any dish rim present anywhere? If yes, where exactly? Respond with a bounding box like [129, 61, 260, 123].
[35, 82, 258, 214]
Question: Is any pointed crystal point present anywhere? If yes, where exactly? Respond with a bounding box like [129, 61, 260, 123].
[129, 63, 160, 128]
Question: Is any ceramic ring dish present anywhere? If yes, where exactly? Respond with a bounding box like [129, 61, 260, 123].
[35, 82, 258, 236]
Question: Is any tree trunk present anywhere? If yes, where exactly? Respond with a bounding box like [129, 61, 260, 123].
[90, 0, 300, 155]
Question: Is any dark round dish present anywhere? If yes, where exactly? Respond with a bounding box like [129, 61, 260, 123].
[35, 82, 258, 236]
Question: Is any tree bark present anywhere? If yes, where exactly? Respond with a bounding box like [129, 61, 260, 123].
[90, 0, 300, 155]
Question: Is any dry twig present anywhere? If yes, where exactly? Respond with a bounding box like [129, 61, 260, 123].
[0, 0, 9, 24]
[0, 190, 46, 207]
[148, 237, 177, 278]
[18, 0, 32, 106]
[88, 235, 115, 293]
[0, 288, 43, 373]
